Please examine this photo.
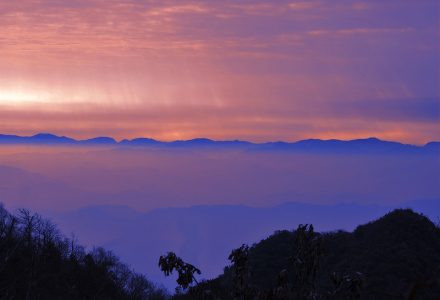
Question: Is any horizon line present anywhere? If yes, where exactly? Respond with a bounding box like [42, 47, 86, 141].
[0, 132, 438, 147]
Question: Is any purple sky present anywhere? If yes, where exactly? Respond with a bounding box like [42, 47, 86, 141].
[0, 0, 438, 144]
[0, 2, 439, 291]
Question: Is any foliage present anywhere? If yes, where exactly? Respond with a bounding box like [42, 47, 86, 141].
[0, 203, 169, 300]
[3, 201, 438, 300]
[159, 252, 201, 290]
[167, 209, 440, 300]
[228, 244, 254, 299]
[288, 224, 324, 299]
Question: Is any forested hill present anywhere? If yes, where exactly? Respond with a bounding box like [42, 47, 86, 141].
[2, 203, 439, 300]
[184, 209, 440, 300]
[0, 203, 169, 300]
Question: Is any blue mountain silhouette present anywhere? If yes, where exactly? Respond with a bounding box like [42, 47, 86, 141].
[119, 137, 165, 146]
[79, 137, 117, 145]
[0, 133, 76, 144]
[0, 133, 438, 155]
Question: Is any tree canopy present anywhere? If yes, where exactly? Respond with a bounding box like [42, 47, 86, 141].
[0, 203, 169, 300]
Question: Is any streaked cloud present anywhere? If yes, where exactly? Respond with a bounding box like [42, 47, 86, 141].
[0, 0, 438, 143]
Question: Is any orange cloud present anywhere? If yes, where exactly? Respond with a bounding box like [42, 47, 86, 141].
[0, 0, 438, 144]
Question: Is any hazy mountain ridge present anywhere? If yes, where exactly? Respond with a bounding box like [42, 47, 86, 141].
[0, 134, 438, 291]
[1, 202, 438, 298]
[0, 133, 438, 154]
[35, 199, 439, 291]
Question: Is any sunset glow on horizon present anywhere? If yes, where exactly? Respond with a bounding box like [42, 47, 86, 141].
[0, 0, 438, 144]
[1, 2, 439, 294]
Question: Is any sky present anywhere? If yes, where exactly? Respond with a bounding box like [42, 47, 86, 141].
[0, 0, 438, 144]
[0, 1, 439, 288]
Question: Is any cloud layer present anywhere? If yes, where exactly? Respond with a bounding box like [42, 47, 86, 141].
[0, 0, 438, 143]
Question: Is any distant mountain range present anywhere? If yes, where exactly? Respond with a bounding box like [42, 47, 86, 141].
[1, 132, 438, 291]
[0, 133, 438, 154]
[37, 199, 439, 292]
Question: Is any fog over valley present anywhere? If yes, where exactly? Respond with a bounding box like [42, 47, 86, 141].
[0, 136, 438, 290]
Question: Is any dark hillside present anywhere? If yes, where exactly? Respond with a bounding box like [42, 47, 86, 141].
[341, 209, 440, 298]
[188, 209, 440, 300]
[0, 203, 169, 300]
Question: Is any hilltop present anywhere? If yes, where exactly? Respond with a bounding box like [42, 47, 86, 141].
[176, 209, 440, 299]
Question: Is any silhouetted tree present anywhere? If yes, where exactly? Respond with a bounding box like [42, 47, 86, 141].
[0, 203, 170, 300]
[228, 244, 255, 299]
[288, 224, 324, 299]
[159, 252, 201, 290]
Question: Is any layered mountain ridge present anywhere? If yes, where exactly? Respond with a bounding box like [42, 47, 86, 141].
[0, 133, 438, 155]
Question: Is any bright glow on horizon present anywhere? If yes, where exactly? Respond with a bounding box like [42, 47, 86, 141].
[0, 90, 42, 104]
[0, 0, 438, 144]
